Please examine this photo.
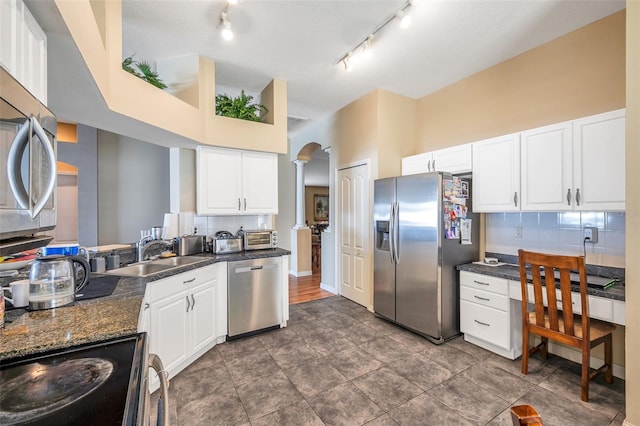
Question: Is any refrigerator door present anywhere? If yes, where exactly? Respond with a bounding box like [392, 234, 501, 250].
[395, 173, 441, 338]
[373, 177, 396, 321]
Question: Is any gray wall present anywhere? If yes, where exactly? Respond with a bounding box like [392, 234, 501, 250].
[97, 130, 170, 245]
[57, 124, 98, 247]
[275, 151, 295, 251]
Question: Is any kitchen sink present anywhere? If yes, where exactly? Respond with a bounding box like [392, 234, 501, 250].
[106, 256, 207, 277]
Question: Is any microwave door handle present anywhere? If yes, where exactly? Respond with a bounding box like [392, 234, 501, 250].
[30, 117, 57, 219]
[7, 119, 31, 210]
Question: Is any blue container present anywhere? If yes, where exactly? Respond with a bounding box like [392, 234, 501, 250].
[41, 244, 80, 256]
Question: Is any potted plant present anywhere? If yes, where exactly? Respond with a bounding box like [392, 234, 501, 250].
[122, 55, 168, 89]
[215, 90, 268, 122]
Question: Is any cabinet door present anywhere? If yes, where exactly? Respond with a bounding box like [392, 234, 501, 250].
[190, 281, 216, 354]
[242, 151, 278, 214]
[20, 5, 46, 104]
[573, 109, 625, 211]
[401, 152, 432, 175]
[149, 290, 190, 378]
[196, 147, 243, 215]
[472, 133, 521, 212]
[520, 122, 573, 211]
[0, 0, 19, 75]
[432, 144, 472, 174]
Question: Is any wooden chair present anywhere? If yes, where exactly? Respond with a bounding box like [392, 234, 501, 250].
[510, 404, 543, 426]
[518, 249, 615, 402]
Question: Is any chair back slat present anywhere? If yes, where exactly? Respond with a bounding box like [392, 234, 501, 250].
[543, 266, 560, 331]
[559, 269, 576, 335]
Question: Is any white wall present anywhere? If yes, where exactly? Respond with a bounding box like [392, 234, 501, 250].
[97, 130, 170, 244]
[486, 211, 625, 267]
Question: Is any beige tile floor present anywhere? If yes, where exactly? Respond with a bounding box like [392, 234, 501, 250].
[151, 296, 625, 425]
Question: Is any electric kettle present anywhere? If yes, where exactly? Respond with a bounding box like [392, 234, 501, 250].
[28, 255, 90, 310]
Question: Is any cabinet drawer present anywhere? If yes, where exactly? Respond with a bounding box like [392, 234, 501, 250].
[460, 300, 510, 350]
[460, 286, 508, 311]
[460, 271, 508, 296]
[150, 264, 217, 300]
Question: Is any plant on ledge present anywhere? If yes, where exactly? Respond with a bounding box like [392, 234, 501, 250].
[122, 55, 168, 89]
[215, 90, 268, 122]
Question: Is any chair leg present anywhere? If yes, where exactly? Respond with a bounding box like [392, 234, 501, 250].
[604, 335, 613, 384]
[540, 337, 548, 359]
[581, 346, 590, 402]
[521, 330, 529, 375]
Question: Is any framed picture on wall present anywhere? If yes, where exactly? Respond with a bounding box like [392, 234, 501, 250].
[314, 195, 329, 221]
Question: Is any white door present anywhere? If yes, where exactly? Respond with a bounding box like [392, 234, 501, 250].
[338, 163, 369, 307]
[196, 147, 242, 215]
[472, 133, 521, 212]
[191, 281, 217, 354]
[242, 151, 279, 214]
[520, 121, 573, 211]
[573, 109, 625, 211]
[432, 143, 473, 174]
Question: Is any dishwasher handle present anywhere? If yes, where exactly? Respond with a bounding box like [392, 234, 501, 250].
[233, 264, 279, 274]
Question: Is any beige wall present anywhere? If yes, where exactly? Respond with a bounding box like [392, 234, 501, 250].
[625, 1, 639, 424]
[305, 186, 329, 225]
[377, 90, 418, 179]
[416, 10, 626, 152]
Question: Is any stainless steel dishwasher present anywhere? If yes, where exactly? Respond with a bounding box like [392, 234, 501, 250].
[228, 256, 282, 337]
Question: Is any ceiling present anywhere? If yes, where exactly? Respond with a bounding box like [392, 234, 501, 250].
[25, 0, 625, 142]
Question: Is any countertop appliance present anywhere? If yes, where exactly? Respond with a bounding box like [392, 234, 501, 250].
[0, 333, 171, 425]
[227, 257, 282, 337]
[242, 229, 277, 251]
[373, 172, 479, 344]
[212, 231, 243, 254]
[0, 67, 57, 257]
[28, 255, 90, 310]
[173, 235, 204, 256]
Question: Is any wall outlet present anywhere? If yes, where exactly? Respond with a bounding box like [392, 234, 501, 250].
[514, 226, 522, 239]
[583, 226, 598, 243]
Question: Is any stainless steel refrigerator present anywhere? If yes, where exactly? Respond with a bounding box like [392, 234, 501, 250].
[373, 172, 479, 344]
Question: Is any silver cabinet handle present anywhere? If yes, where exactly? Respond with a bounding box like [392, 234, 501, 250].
[144, 302, 150, 310]
[238, 198, 241, 211]
[474, 319, 490, 326]
[567, 189, 571, 206]
[474, 295, 490, 301]
[427, 160, 431, 172]
[183, 277, 196, 284]
[513, 192, 518, 207]
[575, 188, 581, 206]
[186, 295, 191, 312]
[432, 159, 436, 171]
[191, 294, 196, 309]
[244, 198, 247, 211]
[473, 280, 490, 286]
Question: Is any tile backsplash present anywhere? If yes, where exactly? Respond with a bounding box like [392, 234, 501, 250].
[193, 215, 273, 240]
[486, 212, 625, 268]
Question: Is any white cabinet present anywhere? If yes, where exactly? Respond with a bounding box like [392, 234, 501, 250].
[196, 146, 278, 215]
[520, 110, 625, 211]
[148, 263, 225, 388]
[402, 144, 472, 176]
[472, 133, 521, 212]
[0, 0, 47, 104]
[572, 109, 625, 211]
[520, 121, 573, 211]
[460, 271, 522, 359]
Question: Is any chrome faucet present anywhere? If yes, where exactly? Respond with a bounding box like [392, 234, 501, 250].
[137, 236, 173, 262]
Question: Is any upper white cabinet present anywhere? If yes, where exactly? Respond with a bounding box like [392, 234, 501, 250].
[472, 133, 521, 212]
[520, 121, 573, 211]
[520, 110, 625, 211]
[402, 144, 472, 175]
[0, 0, 47, 104]
[196, 146, 278, 215]
[572, 109, 625, 211]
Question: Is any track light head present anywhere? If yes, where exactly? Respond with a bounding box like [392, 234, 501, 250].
[221, 12, 233, 40]
[343, 52, 353, 71]
[396, 9, 411, 28]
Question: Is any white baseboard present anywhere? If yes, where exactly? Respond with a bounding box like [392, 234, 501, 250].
[320, 281, 336, 294]
[289, 269, 312, 277]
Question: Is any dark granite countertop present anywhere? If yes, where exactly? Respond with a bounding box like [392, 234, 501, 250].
[0, 248, 290, 361]
[457, 262, 625, 302]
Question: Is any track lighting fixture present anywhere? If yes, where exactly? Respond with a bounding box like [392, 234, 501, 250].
[220, 11, 233, 40]
[336, 0, 413, 71]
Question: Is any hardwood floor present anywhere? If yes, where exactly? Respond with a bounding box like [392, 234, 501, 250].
[288, 269, 334, 304]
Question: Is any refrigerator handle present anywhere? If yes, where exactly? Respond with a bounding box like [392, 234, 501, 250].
[393, 201, 400, 264]
[388, 204, 395, 264]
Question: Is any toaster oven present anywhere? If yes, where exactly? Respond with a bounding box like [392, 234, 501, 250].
[243, 230, 278, 250]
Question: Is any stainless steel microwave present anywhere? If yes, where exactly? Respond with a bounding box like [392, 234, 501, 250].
[243, 230, 278, 250]
[0, 67, 57, 256]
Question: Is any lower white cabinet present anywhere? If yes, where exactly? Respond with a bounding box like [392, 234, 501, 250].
[147, 263, 227, 389]
[459, 271, 522, 359]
